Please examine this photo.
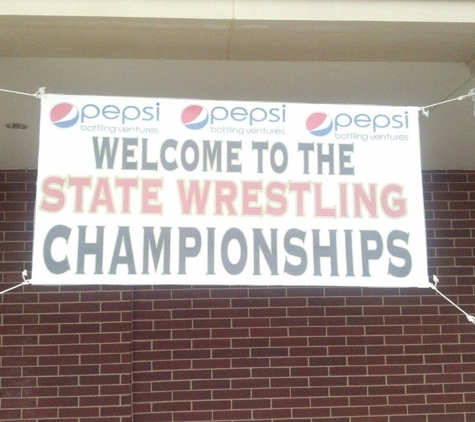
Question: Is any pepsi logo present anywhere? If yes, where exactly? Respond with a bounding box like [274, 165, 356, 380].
[306, 112, 333, 137]
[181, 105, 209, 130]
[50, 103, 79, 128]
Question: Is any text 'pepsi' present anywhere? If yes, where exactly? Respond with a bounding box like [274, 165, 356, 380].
[210, 105, 286, 126]
[80, 103, 161, 124]
[334, 111, 409, 132]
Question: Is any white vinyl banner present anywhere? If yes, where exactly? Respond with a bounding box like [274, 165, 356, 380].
[32, 94, 430, 287]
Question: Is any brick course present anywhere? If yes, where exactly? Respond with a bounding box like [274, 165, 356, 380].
[1, 169, 475, 422]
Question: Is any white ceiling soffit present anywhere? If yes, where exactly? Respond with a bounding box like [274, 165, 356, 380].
[0, 17, 475, 63]
[2, 0, 475, 21]
[1, 0, 475, 63]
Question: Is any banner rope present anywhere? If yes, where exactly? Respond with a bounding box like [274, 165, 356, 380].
[1, 86, 475, 117]
[420, 88, 475, 117]
[0, 270, 31, 296]
[430, 275, 475, 324]
[0, 87, 45, 99]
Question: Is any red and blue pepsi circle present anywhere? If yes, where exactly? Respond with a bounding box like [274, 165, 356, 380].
[306, 112, 333, 137]
[181, 105, 209, 130]
[50, 103, 79, 128]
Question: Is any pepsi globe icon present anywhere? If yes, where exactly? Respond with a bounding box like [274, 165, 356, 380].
[181, 105, 209, 130]
[306, 112, 333, 137]
[50, 103, 79, 128]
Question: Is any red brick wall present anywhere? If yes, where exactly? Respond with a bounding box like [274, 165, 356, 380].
[1, 169, 474, 422]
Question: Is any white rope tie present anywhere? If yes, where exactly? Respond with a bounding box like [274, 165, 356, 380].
[0, 87, 45, 99]
[420, 88, 475, 117]
[430, 275, 475, 324]
[0, 270, 31, 296]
